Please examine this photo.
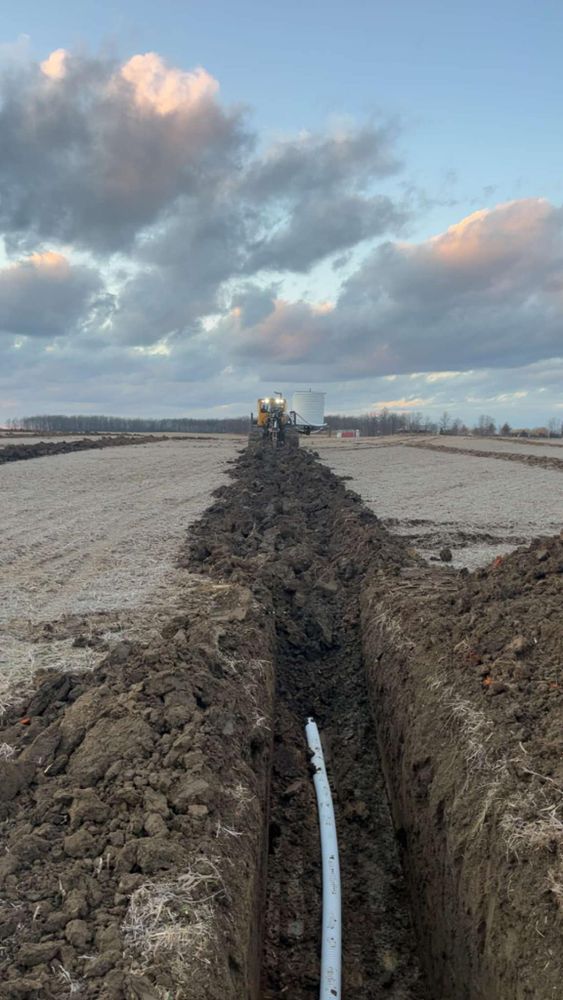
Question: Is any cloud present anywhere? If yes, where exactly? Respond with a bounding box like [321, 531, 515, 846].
[1, 47, 561, 427]
[424, 371, 462, 383]
[0, 50, 245, 252]
[0, 251, 102, 337]
[371, 396, 432, 409]
[242, 124, 405, 271]
[231, 198, 563, 378]
[0, 46, 408, 380]
[40, 48, 68, 80]
[0, 48, 404, 273]
[245, 193, 406, 273]
[242, 124, 401, 201]
[118, 54, 219, 115]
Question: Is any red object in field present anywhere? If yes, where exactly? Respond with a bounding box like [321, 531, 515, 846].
[19, 717, 31, 725]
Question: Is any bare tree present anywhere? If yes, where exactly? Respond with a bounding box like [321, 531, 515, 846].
[439, 411, 452, 434]
[474, 414, 496, 436]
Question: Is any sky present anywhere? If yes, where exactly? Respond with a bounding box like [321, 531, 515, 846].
[0, 0, 562, 426]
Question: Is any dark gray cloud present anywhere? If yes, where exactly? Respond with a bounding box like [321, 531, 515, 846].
[241, 124, 400, 201]
[230, 199, 563, 378]
[1, 49, 562, 426]
[245, 194, 406, 273]
[241, 125, 405, 272]
[0, 50, 403, 275]
[0, 252, 102, 337]
[0, 49, 407, 371]
[0, 51, 248, 253]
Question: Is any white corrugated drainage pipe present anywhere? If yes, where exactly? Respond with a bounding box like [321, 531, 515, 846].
[305, 717, 342, 1000]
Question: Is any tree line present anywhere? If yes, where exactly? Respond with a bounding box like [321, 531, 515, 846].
[7, 414, 250, 434]
[6, 410, 562, 437]
[326, 410, 562, 437]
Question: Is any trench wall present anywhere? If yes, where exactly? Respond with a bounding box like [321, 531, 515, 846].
[360, 564, 563, 1000]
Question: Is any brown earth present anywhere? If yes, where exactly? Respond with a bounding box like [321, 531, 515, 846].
[1, 441, 561, 999]
[0, 583, 276, 999]
[183, 445, 426, 999]
[406, 439, 563, 472]
[0, 436, 168, 465]
[362, 533, 563, 999]
[0, 445, 425, 999]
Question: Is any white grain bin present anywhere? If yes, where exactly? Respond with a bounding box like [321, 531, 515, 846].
[291, 390, 325, 428]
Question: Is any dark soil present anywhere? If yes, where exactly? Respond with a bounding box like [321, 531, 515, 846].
[406, 440, 563, 472]
[362, 533, 563, 999]
[0, 436, 167, 465]
[184, 445, 426, 999]
[3, 438, 560, 999]
[0, 585, 276, 999]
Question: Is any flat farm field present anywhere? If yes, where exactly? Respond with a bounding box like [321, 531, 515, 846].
[313, 437, 563, 568]
[0, 438, 241, 711]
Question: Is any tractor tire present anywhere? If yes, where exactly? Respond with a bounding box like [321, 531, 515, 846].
[286, 429, 299, 450]
[248, 426, 264, 451]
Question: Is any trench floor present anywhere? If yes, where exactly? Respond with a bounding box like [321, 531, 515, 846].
[260, 521, 426, 997]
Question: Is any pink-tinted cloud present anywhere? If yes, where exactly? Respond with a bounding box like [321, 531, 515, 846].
[118, 53, 218, 115]
[229, 199, 563, 377]
[40, 48, 68, 80]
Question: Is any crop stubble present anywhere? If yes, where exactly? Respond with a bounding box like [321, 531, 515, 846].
[0, 439, 239, 713]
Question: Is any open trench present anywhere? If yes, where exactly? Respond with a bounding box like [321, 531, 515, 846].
[262, 482, 423, 1000]
[261, 550, 426, 998]
[186, 444, 427, 998]
[2, 442, 561, 998]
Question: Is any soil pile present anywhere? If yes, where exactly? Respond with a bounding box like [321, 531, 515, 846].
[0, 436, 166, 465]
[362, 532, 563, 998]
[407, 440, 563, 472]
[0, 584, 276, 999]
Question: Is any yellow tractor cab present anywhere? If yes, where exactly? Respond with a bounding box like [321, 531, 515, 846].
[250, 394, 298, 448]
[256, 396, 287, 427]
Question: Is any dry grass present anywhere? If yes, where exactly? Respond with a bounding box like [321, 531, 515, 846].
[0, 635, 101, 718]
[433, 671, 563, 900]
[317, 439, 563, 570]
[547, 867, 563, 908]
[0, 439, 238, 715]
[501, 796, 563, 904]
[429, 676, 501, 775]
[370, 609, 415, 654]
[123, 858, 226, 988]
[226, 782, 256, 815]
[221, 654, 272, 733]
[52, 962, 84, 995]
[502, 805, 563, 855]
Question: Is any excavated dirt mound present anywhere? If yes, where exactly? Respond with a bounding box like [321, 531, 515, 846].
[0, 585, 276, 999]
[0, 436, 166, 465]
[362, 533, 563, 999]
[406, 440, 563, 472]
